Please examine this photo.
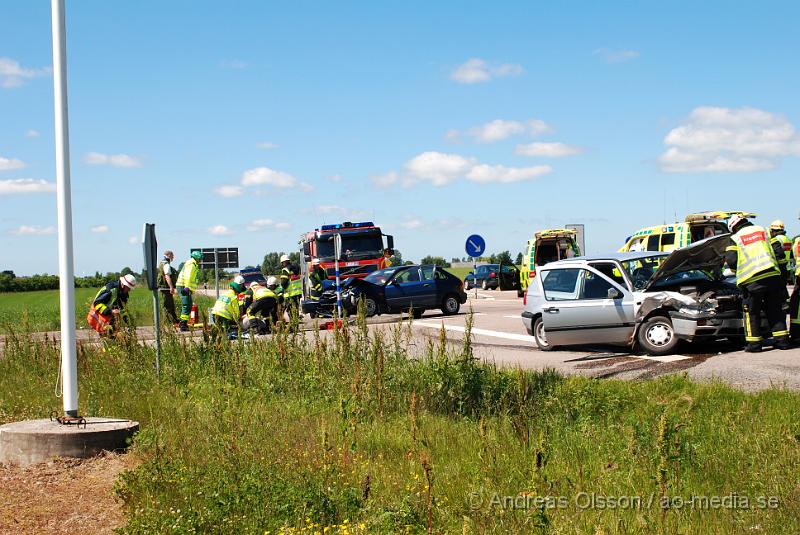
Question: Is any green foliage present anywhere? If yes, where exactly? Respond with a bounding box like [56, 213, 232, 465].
[419, 256, 451, 268]
[1, 318, 798, 533]
[262, 251, 301, 276]
[515, 252, 524, 265]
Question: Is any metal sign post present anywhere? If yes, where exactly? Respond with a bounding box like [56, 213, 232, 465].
[190, 248, 239, 299]
[334, 233, 343, 318]
[214, 248, 219, 298]
[465, 234, 486, 300]
[142, 224, 160, 376]
[51, 0, 78, 417]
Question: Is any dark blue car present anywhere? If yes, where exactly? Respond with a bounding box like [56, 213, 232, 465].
[343, 264, 467, 318]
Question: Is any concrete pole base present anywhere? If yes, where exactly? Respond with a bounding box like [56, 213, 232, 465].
[0, 418, 139, 467]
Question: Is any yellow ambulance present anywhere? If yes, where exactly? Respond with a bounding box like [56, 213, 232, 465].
[620, 211, 756, 253]
[518, 229, 581, 297]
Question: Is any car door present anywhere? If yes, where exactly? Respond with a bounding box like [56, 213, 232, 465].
[418, 266, 439, 307]
[384, 268, 429, 309]
[540, 266, 635, 346]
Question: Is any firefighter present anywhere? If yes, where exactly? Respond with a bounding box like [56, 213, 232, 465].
[90, 274, 136, 336]
[769, 220, 792, 284]
[176, 250, 203, 331]
[725, 215, 790, 352]
[279, 254, 302, 315]
[157, 250, 179, 326]
[211, 275, 246, 338]
[378, 248, 394, 269]
[308, 258, 326, 300]
[791, 235, 800, 342]
[243, 276, 281, 335]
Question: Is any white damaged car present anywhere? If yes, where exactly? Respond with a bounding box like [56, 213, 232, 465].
[521, 235, 743, 355]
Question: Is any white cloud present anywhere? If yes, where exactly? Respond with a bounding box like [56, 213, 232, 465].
[274, 222, 291, 231]
[515, 142, 585, 157]
[0, 178, 56, 195]
[246, 218, 273, 231]
[657, 106, 800, 173]
[84, 152, 143, 168]
[328, 174, 342, 183]
[9, 225, 55, 236]
[370, 171, 399, 188]
[0, 156, 26, 171]
[256, 141, 278, 150]
[593, 48, 640, 64]
[214, 185, 244, 198]
[127, 235, 138, 245]
[405, 151, 476, 186]
[25, 129, 39, 138]
[90, 225, 109, 233]
[466, 164, 552, 183]
[300, 182, 315, 193]
[400, 218, 425, 230]
[451, 58, 523, 84]
[240, 166, 296, 187]
[208, 225, 232, 236]
[380, 151, 552, 188]
[0, 57, 51, 88]
[317, 205, 345, 215]
[450, 118, 552, 143]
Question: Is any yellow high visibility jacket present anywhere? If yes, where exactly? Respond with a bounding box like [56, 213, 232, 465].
[771, 233, 792, 266]
[794, 237, 800, 276]
[281, 266, 303, 298]
[730, 225, 780, 286]
[212, 289, 240, 321]
[176, 258, 199, 291]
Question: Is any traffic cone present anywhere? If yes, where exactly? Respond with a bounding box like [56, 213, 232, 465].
[189, 303, 198, 326]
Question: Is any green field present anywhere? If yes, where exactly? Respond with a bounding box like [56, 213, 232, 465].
[1, 316, 798, 533]
[0, 288, 214, 334]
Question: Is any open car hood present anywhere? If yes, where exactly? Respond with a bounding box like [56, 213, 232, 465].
[643, 234, 730, 291]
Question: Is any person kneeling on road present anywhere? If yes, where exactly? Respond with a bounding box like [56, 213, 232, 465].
[242, 276, 281, 335]
[211, 275, 245, 338]
[725, 215, 791, 352]
[88, 274, 136, 336]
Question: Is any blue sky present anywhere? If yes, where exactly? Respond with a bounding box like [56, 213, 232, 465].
[2, 1, 799, 275]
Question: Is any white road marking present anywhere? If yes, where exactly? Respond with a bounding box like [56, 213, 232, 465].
[413, 321, 534, 343]
[503, 315, 522, 319]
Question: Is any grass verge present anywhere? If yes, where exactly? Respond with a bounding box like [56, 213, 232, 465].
[1, 316, 798, 533]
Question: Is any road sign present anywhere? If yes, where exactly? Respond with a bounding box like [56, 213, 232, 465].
[190, 247, 239, 269]
[142, 223, 161, 375]
[465, 234, 485, 258]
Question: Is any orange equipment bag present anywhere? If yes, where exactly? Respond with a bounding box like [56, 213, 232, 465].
[86, 307, 112, 334]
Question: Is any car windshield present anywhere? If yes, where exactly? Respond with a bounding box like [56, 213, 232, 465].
[316, 232, 383, 260]
[619, 255, 665, 291]
[364, 267, 403, 285]
[648, 270, 713, 289]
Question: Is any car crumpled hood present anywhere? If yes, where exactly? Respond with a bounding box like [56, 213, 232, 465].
[643, 233, 731, 291]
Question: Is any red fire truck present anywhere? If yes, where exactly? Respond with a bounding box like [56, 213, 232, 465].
[299, 221, 394, 297]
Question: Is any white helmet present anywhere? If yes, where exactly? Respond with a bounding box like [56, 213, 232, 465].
[249, 281, 260, 290]
[234, 275, 245, 286]
[280, 254, 290, 263]
[728, 214, 745, 232]
[770, 219, 785, 231]
[120, 274, 136, 289]
[266, 276, 278, 287]
[312, 258, 320, 265]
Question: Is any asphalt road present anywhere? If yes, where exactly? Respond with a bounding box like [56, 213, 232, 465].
[374, 288, 800, 393]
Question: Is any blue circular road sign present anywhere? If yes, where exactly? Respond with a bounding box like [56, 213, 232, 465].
[465, 234, 486, 258]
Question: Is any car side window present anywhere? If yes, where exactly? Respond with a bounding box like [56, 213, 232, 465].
[420, 266, 435, 281]
[579, 270, 616, 299]
[646, 235, 661, 251]
[661, 233, 675, 248]
[395, 269, 420, 283]
[589, 262, 628, 288]
[434, 269, 448, 280]
[541, 269, 581, 301]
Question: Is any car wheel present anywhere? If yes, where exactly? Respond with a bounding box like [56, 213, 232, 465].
[481, 279, 489, 290]
[464, 280, 471, 290]
[411, 308, 424, 319]
[362, 297, 378, 318]
[441, 295, 460, 315]
[637, 315, 678, 356]
[533, 317, 554, 351]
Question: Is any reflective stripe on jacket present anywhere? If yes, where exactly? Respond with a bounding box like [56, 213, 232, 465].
[176, 258, 199, 291]
[93, 281, 124, 316]
[212, 289, 240, 321]
[771, 234, 792, 266]
[731, 225, 780, 286]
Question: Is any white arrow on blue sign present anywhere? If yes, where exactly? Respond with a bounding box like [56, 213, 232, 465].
[465, 234, 486, 258]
